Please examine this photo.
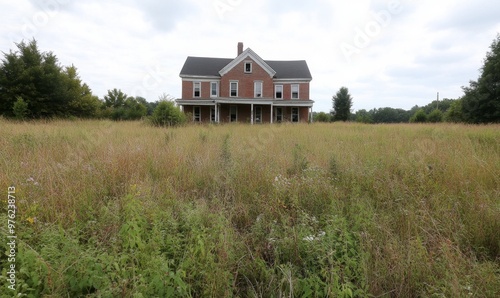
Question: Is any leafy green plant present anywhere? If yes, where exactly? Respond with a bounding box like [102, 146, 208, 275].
[150, 100, 186, 127]
[13, 97, 29, 120]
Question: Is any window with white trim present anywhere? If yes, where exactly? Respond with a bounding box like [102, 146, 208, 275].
[291, 84, 299, 99]
[230, 81, 238, 97]
[210, 82, 218, 97]
[254, 81, 263, 98]
[291, 107, 299, 123]
[244, 61, 252, 73]
[193, 106, 201, 122]
[210, 107, 216, 122]
[275, 85, 283, 99]
[193, 82, 201, 98]
[275, 107, 283, 123]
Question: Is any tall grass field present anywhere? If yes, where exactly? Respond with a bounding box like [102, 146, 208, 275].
[0, 119, 499, 297]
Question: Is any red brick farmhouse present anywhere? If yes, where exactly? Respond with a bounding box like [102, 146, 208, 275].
[176, 43, 314, 124]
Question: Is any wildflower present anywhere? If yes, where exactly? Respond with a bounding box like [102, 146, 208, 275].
[303, 235, 315, 242]
[26, 176, 40, 186]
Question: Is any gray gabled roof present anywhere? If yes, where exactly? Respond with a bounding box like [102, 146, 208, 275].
[266, 60, 312, 80]
[180, 57, 233, 77]
[180, 56, 312, 80]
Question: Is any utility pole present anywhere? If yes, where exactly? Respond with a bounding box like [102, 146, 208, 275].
[437, 92, 439, 110]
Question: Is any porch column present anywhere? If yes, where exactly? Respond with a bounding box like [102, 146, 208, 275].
[214, 103, 218, 123]
[270, 103, 273, 124]
[310, 106, 313, 123]
[251, 103, 254, 125]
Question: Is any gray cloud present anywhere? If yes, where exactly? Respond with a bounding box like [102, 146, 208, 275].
[132, 0, 197, 32]
[1, 0, 499, 112]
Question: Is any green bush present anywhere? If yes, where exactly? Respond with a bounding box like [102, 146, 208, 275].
[12, 97, 29, 120]
[150, 101, 186, 127]
[410, 108, 428, 123]
[427, 109, 443, 123]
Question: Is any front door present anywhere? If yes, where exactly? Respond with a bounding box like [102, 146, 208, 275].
[230, 105, 238, 122]
[275, 107, 283, 123]
[255, 106, 262, 123]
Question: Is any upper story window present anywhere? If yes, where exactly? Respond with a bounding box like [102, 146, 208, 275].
[230, 81, 238, 97]
[254, 81, 263, 98]
[244, 61, 252, 73]
[275, 85, 283, 99]
[193, 82, 201, 97]
[210, 82, 218, 97]
[291, 84, 299, 99]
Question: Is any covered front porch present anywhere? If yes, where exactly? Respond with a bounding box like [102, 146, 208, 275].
[176, 99, 314, 124]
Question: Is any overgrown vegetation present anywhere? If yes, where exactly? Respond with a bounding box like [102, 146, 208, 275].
[1, 120, 499, 297]
[0, 39, 175, 122]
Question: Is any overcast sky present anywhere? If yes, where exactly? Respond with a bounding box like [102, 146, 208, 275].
[1, 0, 500, 112]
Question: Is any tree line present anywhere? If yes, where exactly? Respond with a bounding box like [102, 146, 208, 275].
[321, 34, 500, 124]
[0, 39, 185, 126]
[2, 36, 498, 125]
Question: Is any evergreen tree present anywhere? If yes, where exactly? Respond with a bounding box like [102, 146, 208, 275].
[331, 87, 353, 121]
[0, 39, 98, 118]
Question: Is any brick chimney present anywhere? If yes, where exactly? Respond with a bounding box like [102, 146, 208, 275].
[237, 42, 243, 56]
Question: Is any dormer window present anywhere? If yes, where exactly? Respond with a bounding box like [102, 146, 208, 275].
[244, 61, 252, 73]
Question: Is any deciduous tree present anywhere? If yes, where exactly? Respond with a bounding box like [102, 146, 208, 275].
[462, 34, 500, 123]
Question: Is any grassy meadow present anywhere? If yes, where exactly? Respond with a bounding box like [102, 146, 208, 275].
[0, 119, 499, 297]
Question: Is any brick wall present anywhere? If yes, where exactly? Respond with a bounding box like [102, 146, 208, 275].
[220, 58, 275, 98]
[182, 81, 215, 99]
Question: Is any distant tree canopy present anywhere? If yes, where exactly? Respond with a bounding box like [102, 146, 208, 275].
[101, 89, 148, 121]
[0, 39, 100, 119]
[350, 98, 460, 124]
[461, 34, 500, 123]
[313, 111, 331, 122]
[332, 87, 353, 121]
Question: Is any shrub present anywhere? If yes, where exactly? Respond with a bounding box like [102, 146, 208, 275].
[410, 108, 427, 123]
[427, 109, 443, 123]
[13, 97, 29, 120]
[150, 100, 186, 127]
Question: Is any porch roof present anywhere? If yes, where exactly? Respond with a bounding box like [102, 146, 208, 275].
[175, 98, 314, 107]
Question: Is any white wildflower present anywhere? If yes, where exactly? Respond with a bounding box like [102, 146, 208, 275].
[303, 235, 315, 242]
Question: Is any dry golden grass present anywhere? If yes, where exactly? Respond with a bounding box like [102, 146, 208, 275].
[0, 119, 499, 297]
